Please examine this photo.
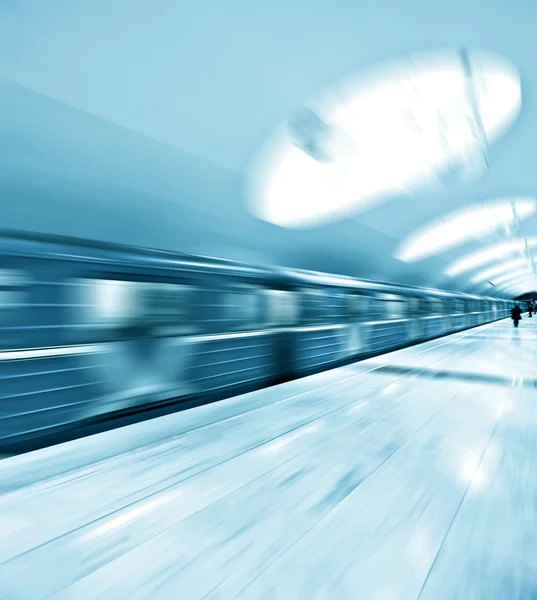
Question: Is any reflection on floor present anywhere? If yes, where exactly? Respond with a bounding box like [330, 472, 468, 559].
[1, 318, 536, 599]
[371, 363, 537, 389]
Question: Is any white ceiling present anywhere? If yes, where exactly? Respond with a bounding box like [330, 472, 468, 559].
[0, 0, 536, 296]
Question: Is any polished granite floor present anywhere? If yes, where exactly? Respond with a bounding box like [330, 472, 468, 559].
[1, 318, 537, 599]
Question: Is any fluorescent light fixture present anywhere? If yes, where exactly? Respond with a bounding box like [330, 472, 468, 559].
[495, 281, 530, 294]
[471, 256, 532, 283]
[491, 268, 534, 287]
[497, 276, 537, 293]
[504, 285, 535, 295]
[445, 237, 537, 276]
[504, 286, 537, 297]
[248, 49, 522, 228]
[396, 197, 536, 263]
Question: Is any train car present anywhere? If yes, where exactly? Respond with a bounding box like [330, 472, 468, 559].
[0, 230, 512, 451]
[276, 268, 512, 377]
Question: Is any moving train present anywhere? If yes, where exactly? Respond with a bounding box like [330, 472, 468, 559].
[0, 230, 515, 451]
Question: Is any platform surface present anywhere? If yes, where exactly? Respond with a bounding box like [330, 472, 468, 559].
[1, 318, 536, 599]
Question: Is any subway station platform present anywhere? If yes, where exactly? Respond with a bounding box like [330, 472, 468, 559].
[1, 317, 537, 599]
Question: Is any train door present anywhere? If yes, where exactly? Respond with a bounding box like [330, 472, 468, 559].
[264, 288, 297, 382]
[346, 293, 366, 354]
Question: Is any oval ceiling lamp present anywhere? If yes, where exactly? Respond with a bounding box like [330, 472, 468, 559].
[247, 49, 521, 229]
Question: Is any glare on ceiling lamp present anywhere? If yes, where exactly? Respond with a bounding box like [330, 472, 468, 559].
[247, 49, 521, 228]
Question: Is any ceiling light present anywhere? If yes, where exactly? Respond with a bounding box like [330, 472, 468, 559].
[471, 256, 532, 283]
[496, 276, 537, 292]
[395, 197, 536, 263]
[248, 49, 521, 228]
[445, 238, 537, 276]
[491, 268, 534, 287]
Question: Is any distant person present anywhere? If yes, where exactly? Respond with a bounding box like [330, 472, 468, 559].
[529, 303, 534, 318]
[511, 305, 523, 327]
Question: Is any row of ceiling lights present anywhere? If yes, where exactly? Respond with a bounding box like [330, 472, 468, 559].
[393, 52, 529, 298]
[395, 198, 537, 297]
[448, 237, 537, 296]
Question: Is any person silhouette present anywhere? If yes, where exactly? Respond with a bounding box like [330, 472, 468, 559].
[511, 304, 523, 328]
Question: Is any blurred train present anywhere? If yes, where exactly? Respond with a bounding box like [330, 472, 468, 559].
[0, 230, 515, 451]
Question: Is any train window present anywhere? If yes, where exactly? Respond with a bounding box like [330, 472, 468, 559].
[265, 289, 297, 327]
[226, 287, 262, 331]
[365, 296, 381, 321]
[385, 295, 405, 319]
[70, 279, 196, 339]
[0, 269, 30, 349]
[406, 297, 421, 317]
[301, 289, 327, 324]
[428, 298, 443, 316]
[326, 292, 347, 321]
[418, 297, 430, 316]
[347, 294, 366, 320]
[0, 269, 28, 309]
[365, 294, 406, 320]
[443, 299, 454, 315]
[144, 283, 195, 335]
[75, 279, 141, 328]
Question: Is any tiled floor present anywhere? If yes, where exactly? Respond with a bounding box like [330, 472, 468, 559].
[1, 318, 537, 599]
